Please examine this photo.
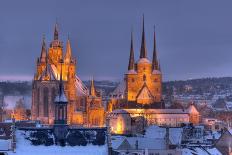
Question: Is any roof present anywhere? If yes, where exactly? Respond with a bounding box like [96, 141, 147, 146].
[124, 108, 189, 114]
[126, 69, 137, 75]
[145, 125, 183, 145]
[152, 69, 161, 74]
[112, 136, 166, 150]
[137, 58, 151, 64]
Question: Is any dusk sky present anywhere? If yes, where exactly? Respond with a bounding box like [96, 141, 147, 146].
[1, 0, 232, 81]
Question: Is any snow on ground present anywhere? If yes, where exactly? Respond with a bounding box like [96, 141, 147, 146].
[7, 130, 107, 155]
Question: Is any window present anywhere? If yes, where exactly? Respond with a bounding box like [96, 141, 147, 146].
[132, 78, 135, 82]
[143, 75, 146, 81]
[43, 87, 49, 117]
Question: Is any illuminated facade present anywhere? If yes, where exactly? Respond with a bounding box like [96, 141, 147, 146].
[32, 24, 105, 126]
[108, 17, 200, 134]
[109, 17, 163, 110]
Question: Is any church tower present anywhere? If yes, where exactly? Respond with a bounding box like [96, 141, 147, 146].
[124, 16, 162, 107]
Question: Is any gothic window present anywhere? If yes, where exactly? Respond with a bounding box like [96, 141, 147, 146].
[37, 88, 40, 116]
[154, 78, 158, 82]
[43, 87, 49, 117]
[143, 75, 146, 81]
[131, 78, 135, 82]
[52, 87, 56, 103]
[143, 67, 146, 71]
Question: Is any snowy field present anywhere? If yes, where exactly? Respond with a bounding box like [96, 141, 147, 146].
[7, 131, 107, 155]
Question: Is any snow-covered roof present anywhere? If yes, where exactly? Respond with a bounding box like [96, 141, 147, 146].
[0, 139, 11, 151]
[126, 70, 137, 75]
[6, 130, 107, 155]
[111, 136, 166, 150]
[54, 87, 68, 103]
[152, 69, 161, 75]
[145, 125, 183, 145]
[182, 147, 222, 155]
[75, 75, 89, 96]
[187, 104, 199, 114]
[137, 58, 151, 64]
[124, 109, 189, 114]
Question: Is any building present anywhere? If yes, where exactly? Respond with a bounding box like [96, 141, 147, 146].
[215, 129, 232, 155]
[31, 24, 105, 126]
[108, 16, 163, 110]
[108, 17, 200, 134]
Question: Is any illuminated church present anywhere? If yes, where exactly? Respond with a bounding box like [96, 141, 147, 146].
[108, 17, 199, 134]
[31, 24, 105, 126]
[108, 17, 163, 111]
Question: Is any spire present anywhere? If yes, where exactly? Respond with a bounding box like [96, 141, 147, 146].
[140, 15, 147, 58]
[90, 77, 96, 96]
[40, 35, 47, 63]
[128, 30, 135, 70]
[152, 26, 159, 70]
[54, 23, 59, 40]
[65, 37, 72, 63]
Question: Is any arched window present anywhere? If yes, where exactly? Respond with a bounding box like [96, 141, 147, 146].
[37, 88, 40, 116]
[43, 87, 49, 117]
[143, 75, 146, 81]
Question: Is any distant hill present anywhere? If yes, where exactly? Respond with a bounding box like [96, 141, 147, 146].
[1, 77, 232, 97]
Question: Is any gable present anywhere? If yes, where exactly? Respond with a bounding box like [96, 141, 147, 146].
[136, 84, 153, 101]
[117, 139, 133, 150]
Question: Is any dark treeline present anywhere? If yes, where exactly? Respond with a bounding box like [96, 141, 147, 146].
[1, 77, 232, 96]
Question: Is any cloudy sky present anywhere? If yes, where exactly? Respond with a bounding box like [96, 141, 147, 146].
[1, 0, 232, 81]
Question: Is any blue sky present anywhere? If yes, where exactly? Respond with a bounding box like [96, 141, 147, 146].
[1, 0, 232, 81]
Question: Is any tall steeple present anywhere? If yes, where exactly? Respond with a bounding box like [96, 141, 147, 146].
[128, 31, 135, 70]
[65, 37, 72, 64]
[152, 26, 159, 70]
[140, 15, 147, 58]
[54, 23, 59, 40]
[90, 77, 96, 96]
[40, 35, 47, 63]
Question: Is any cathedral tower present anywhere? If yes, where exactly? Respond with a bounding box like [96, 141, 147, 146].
[124, 16, 162, 107]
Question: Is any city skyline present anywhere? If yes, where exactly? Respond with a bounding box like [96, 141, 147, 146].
[1, 0, 232, 81]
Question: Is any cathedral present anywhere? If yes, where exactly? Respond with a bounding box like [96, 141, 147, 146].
[31, 24, 105, 126]
[108, 17, 163, 111]
[108, 17, 199, 134]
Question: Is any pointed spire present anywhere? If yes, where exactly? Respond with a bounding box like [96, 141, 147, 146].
[40, 35, 47, 63]
[65, 37, 72, 64]
[140, 15, 147, 58]
[152, 26, 159, 70]
[90, 77, 96, 96]
[128, 30, 135, 70]
[54, 23, 59, 40]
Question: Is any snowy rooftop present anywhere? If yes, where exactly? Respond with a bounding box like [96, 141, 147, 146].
[137, 58, 151, 64]
[6, 130, 107, 155]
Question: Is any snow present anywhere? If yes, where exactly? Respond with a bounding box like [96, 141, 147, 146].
[137, 58, 151, 64]
[75, 75, 89, 96]
[7, 130, 107, 155]
[145, 125, 183, 145]
[54, 90, 68, 103]
[111, 136, 166, 150]
[0, 139, 11, 151]
[182, 147, 221, 155]
[152, 70, 161, 74]
[126, 70, 137, 74]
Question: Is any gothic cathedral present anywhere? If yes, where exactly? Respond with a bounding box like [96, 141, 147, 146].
[108, 17, 163, 111]
[32, 24, 105, 126]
